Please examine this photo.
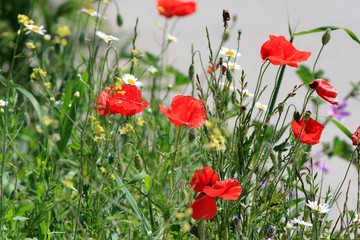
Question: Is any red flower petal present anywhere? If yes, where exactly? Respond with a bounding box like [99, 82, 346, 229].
[190, 193, 217, 220]
[291, 117, 324, 145]
[157, 0, 196, 18]
[309, 79, 338, 105]
[190, 166, 218, 192]
[352, 126, 360, 146]
[203, 179, 242, 200]
[94, 84, 148, 116]
[159, 95, 206, 128]
[260, 35, 311, 68]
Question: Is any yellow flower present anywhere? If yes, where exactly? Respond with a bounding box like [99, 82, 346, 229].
[61, 179, 74, 189]
[17, 14, 34, 25]
[26, 41, 36, 49]
[137, 117, 145, 126]
[119, 123, 134, 135]
[110, 174, 116, 181]
[100, 166, 107, 174]
[56, 25, 71, 37]
[43, 115, 53, 126]
[44, 82, 52, 89]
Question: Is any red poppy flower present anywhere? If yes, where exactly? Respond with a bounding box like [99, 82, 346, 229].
[157, 0, 196, 18]
[291, 117, 324, 145]
[159, 95, 206, 128]
[352, 126, 360, 146]
[309, 79, 338, 105]
[260, 35, 311, 67]
[190, 167, 242, 220]
[94, 84, 149, 116]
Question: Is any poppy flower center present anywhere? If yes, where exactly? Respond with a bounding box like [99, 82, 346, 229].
[225, 50, 235, 57]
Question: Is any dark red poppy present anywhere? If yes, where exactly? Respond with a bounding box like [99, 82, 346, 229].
[157, 0, 196, 18]
[260, 35, 311, 67]
[159, 95, 206, 128]
[94, 84, 149, 116]
[352, 126, 360, 146]
[291, 117, 324, 145]
[190, 166, 242, 220]
[309, 79, 338, 105]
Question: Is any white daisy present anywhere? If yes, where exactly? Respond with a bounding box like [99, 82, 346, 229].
[96, 31, 119, 43]
[222, 61, 242, 71]
[306, 200, 331, 214]
[219, 47, 241, 58]
[122, 74, 142, 87]
[148, 66, 158, 74]
[81, 7, 99, 17]
[292, 218, 313, 228]
[255, 102, 268, 111]
[25, 24, 46, 35]
[352, 212, 360, 222]
[166, 34, 178, 43]
[0, 99, 9, 107]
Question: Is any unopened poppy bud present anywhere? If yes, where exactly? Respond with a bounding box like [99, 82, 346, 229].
[277, 102, 284, 114]
[188, 63, 195, 81]
[293, 111, 300, 122]
[188, 128, 196, 142]
[304, 110, 312, 120]
[222, 9, 230, 26]
[135, 154, 143, 170]
[322, 28, 331, 45]
[116, 14, 123, 27]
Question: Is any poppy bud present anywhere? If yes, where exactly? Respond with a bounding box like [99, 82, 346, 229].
[135, 154, 143, 170]
[116, 14, 123, 27]
[322, 28, 331, 46]
[188, 128, 196, 142]
[352, 126, 360, 146]
[304, 110, 312, 120]
[293, 111, 300, 122]
[222, 9, 230, 27]
[188, 63, 195, 81]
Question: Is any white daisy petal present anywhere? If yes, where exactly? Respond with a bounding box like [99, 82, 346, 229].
[219, 47, 241, 58]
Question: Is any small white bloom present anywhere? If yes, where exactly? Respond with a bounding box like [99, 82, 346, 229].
[166, 34, 178, 43]
[255, 102, 268, 111]
[306, 200, 330, 214]
[122, 73, 142, 87]
[352, 212, 360, 222]
[0, 99, 9, 107]
[292, 218, 313, 228]
[43, 34, 51, 41]
[219, 47, 241, 58]
[148, 65, 158, 74]
[241, 89, 254, 98]
[81, 7, 99, 17]
[222, 61, 242, 71]
[25, 24, 46, 35]
[96, 31, 119, 43]
[73, 91, 80, 98]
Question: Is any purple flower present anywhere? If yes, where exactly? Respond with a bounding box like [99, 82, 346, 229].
[328, 100, 350, 121]
[315, 160, 330, 174]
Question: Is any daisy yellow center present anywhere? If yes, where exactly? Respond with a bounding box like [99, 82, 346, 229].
[32, 26, 40, 32]
[105, 36, 112, 41]
[225, 50, 235, 57]
[315, 205, 322, 211]
[228, 64, 234, 69]
[87, 8, 95, 14]
[127, 79, 136, 85]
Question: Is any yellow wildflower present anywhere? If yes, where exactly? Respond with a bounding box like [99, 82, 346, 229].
[56, 25, 71, 37]
[25, 41, 36, 49]
[119, 123, 134, 135]
[100, 166, 107, 174]
[17, 14, 34, 25]
[137, 117, 145, 126]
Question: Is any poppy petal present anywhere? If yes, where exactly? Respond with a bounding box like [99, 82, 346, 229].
[190, 166, 218, 192]
[190, 194, 217, 220]
[203, 179, 242, 200]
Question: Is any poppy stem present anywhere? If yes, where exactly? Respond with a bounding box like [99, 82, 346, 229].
[173, 127, 182, 165]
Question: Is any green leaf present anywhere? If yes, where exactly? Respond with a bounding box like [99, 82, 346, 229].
[15, 84, 44, 129]
[166, 66, 190, 85]
[293, 26, 360, 45]
[114, 172, 152, 234]
[328, 117, 352, 139]
[145, 52, 160, 66]
[126, 171, 149, 185]
[331, 136, 353, 160]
